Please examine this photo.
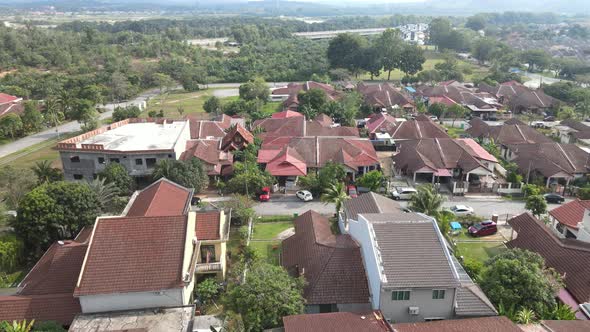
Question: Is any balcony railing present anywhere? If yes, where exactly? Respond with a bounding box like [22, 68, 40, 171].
[196, 262, 223, 273]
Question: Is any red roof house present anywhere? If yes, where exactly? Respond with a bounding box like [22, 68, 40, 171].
[220, 124, 254, 152]
[0, 93, 24, 118]
[195, 211, 222, 241]
[271, 110, 303, 119]
[181, 139, 233, 176]
[125, 178, 193, 217]
[283, 311, 391, 332]
[549, 199, 590, 231]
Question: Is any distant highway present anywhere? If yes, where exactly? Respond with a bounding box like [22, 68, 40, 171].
[293, 28, 393, 40]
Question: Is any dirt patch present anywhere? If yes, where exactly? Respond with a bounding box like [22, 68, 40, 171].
[0, 69, 17, 78]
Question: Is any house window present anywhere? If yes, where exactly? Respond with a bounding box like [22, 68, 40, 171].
[392, 291, 410, 301]
[200, 245, 217, 262]
[146, 158, 157, 168]
[70, 156, 80, 163]
[73, 174, 84, 180]
[135, 158, 143, 165]
[168, 154, 173, 158]
[432, 290, 445, 300]
[109, 158, 120, 163]
[98, 157, 105, 164]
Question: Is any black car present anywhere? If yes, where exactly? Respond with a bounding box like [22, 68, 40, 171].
[544, 193, 565, 204]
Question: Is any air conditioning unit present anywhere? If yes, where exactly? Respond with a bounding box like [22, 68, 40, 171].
[408, 307, 420, 315]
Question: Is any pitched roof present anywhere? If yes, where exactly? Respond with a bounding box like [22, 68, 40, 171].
[282, 210, 370, 305]
[371, 218, 460, 288]
[541, 320, 590, 332]
[75, 215, 188, 296]
[220, 124, 254, 151]
[0, 294, 81, 326]
[466, 119, 552, 145]
[509, 89, 558, 111]
[427, 95, 457, 107]
[343, 192, 403, 220]
[393, 138, 491, 175]
[272, 81, 342, 101]
[549, 199, 590, 230]
[314, 113, 333, 126]
[0, 102, 24, 118]
[272, 110, 303, 119]
[195, 211, 221, 241]
[357, 82, 414, 109]
[0, 92, 20, 105]
[125, 178, 193, 217]
[390, 115, 449, 140]
[392, 316, 521, 332]
[507, 213, 590, 303]
[265, 146, 308, 176]
[253, 115, 359, 139]
[283, 311, 392, 332]
[456, 138, 498, 162]
[181, 139, 233, 175]
[188, 114, 232, 139]
[366, 113, 399, 134]
[455, 284, 497, 316]
[510, 142, 589, 178]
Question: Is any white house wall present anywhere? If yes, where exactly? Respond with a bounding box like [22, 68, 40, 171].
[79, 288, 184, 313]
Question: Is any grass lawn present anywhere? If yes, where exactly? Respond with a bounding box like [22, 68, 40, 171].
[0, 132, 79, 169]
[456, 242, 506, 263]
[250, 240, 282, 265]
[444, 125, 467, 138]
[251, 221, 293, 241]
[144, 89, 214, 118]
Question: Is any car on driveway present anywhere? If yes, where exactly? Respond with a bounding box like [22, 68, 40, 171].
[468, 220, 497, 237]
[450, 205, 474, 216]
[258, 187, 270, 202]
[391, 187, 417, 200]
[296, 190, 313, 202]
[544, 193, 565, 204]
[347, 185, 358, 198]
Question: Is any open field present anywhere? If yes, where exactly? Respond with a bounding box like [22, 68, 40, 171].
[456, 242, 506, 263]
[144, 89, 213, 118]
[250, 221, 293, 265]
[0, 134, 71, 169]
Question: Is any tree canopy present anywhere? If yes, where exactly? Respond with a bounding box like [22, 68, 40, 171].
[152, 158, 209, 193]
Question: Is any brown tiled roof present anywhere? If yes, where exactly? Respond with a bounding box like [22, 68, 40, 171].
[126, 178, 192, 217]
[180, 139, 233, 175]
[455, 284, 497, 316]
[196, 211, 221, 241]
[393, 138, 489, 175]
[467, 119, 552, 145]
[541, 320, 590, 332]
[188, 114, 232, 139]
[372, 219, 460, 289]
[75, 215, 188, 296]
[366, 113, 399, 134]
[390, 115, 449, 140]
[306, 120, 359, 137]
[510, 142, 589, 177]
[392, 316, 521, 332]
[283, 311, 392, 332]
[253, 116, 358, 138]
[549, 199, 590, 230]
[314, 113, 332, 126]
[0, 102, 24, 118]
[507, 213, 590, 303]
[0, 294, 81, 326]
[281, 210, 370, 305]
[508, 89, 559, 111]
[343, 192, 402, 220]
[272, 81, 342, 101]
[220, 124, 254, 151]
[358, 82, 414, 109]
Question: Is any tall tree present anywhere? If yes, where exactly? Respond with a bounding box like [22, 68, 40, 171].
[298, 88, 327, 114]
[525, 195, 547, 218]
[327, 33, 366, 75]
[466, 16, 486, 31]
[86, 178, 120, 213]
[0, 166, 37, 209]
[31, 160, 63, 185]
[398, 44, 425, 77]
[408, 184, 444, 217]
[98, 163, 134, 195]
[428, 18, 452, 50]
[20, 101, 43, 133]
[321, 182, 349, 215]
[376, 29, 403, 81]
[152, 158, 209, 193]
[203, 96, 223, 115]
[0, 114, 23, 139]
[239, 77, 270, 102]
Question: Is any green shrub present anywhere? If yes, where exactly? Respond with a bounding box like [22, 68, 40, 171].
[257, 215, 294, 223]
[0, 234, 24, 273]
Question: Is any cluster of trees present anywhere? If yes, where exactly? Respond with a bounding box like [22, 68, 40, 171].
[0, 101, 44, 140]
[327, 30, 426, 81]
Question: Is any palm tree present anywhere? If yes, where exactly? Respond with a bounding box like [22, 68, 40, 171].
[0, 320, 35, 332]
[86, 178, 119, 212]
[515, 308, 536, 324]
[408, 184, 444, 217]
[152, 159, 175, 180]
[31, 160, 62, 184]
[321, 182, 349, 215]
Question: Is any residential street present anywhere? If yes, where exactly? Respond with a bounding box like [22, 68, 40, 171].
[253, 194, 566, 220]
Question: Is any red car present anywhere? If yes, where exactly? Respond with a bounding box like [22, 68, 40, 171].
[259, 187, 270, 202]
[347, 185, 358, 198]
[468, 220, 497, 237]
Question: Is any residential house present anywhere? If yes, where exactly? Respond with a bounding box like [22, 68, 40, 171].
[58, 116, 253, 181]
[0, 92, 24, 118]
[392, 316, 522, 332]
[549, 199, 590, 241]
[339, 193, 496, 323]
[507, 213, 590, 319]
[252, 113, 359, 140]
[0, 229, 91, 325]
[417, 83, 502, 120]
[389, 115, 450, 141]
[271, 81, 343, 111]
[357, 82, 415, 113]
[364, 113, 399, 149]
[508, 142, 589, 188]
[258, 136, 379, 184]
[554, 119, 590, 144]
[283, 311, 392, 332]
[478, 80, 560, 114]
[392, 138, 497, 193]
[194, 210, 230, 280]
[466, 117, 553, 160]
[282, 211, 371, 313]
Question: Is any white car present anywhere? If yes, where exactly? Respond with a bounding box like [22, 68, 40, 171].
[391, 187, 417, 200]
[450, 205, 474, 216]
[296, 190, 314, 202]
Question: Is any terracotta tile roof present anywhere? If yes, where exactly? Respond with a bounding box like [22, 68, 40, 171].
[253, 116, 358, 139]
[282, 210, 370, 305]
[343, 192, 403, 220]
[19, 241, 88, 296]
[180, 139, 233, 175]
[357, 82, 414, 109]
[283, 311, 392, 332]
[510, 143, 590, 178]
[0, 102, 24, 118]
[428, 95, 457, 106]
[220, 124, 254, 151]
[549, 199, 590, 230]
[455, 284, 497, 316]
[467, 119, 552, 145]
[75, 215, 188, 296]
[0, 93, 20, 104]
[265, 146, 308, 176]
[366, 113, 399, 134]
[392, 316, 521, 332]
[271, 110, 303, 118]
[0, 294, 81, 326]
[195, 211, 221, 241]
[507, 213, 590, 303]
[305, 120, 359, 136]
[541, 320, 590, 332]
[314, 113, 333, 126]
[272, 82, 343, 107]
[188, 114, 232, 139]
[456, 138, 498, 162]
[393, 138, 491, 175]
[126, 178, 193, 217]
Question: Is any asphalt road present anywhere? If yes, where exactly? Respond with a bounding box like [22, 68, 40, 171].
[253, 194, 563, 220]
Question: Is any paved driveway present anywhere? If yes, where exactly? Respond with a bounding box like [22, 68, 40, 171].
[254, 195, 335, 216]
